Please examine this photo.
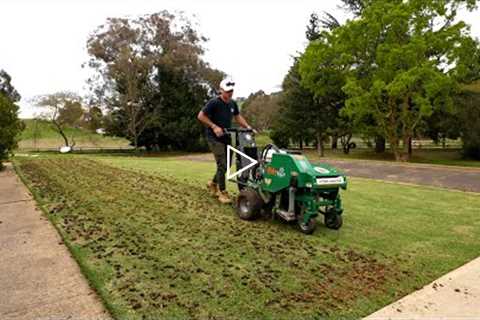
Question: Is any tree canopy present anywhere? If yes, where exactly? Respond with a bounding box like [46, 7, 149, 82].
[34, 92, 84, 148]
[86, 11, 224, 151]
[0, 70, 24, 168]
[300, 0, 480, 161]
[241, 91, 281, 132]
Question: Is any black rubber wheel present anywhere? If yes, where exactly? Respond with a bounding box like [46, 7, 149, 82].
[298, 218, 317, 235]
[261, 194, 276, 216]
[236, 188, 263, 220]
[324, 213, 343, 230]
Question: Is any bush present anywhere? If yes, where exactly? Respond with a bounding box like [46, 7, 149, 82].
[269, 128, 290, 149]
[0, 94, 24, 169]
[457, 90, 480, 160]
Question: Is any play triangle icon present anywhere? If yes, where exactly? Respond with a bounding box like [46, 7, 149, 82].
[226, 145, 259, 180]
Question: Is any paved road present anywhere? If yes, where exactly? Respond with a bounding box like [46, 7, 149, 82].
[178, 154, 480, 193]
[323, 159, 480, 193]
[0, 164, 109, 320]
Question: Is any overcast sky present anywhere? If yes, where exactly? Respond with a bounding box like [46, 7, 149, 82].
[1, 0, 479, 118]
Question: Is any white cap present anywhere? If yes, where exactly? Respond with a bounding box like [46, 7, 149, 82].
[220, 78, 235, 92]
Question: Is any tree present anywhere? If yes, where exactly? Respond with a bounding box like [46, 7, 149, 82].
[300, 12, 354, 156]
[83, 106, 104, 132]
[241, 91, 280, 132]
[137, 63, 223, 151]
[0, 70, 23, 169]
[271, 10, 354, 156]
[58, 99, 84, 127]
[340, 0, 368, 16]
[301, 0, 480, 161]
[271, 60, 315, 150]
[86, 11, 223, 151]
[34, 92, 84, 149]
[422, 106, 461, 148]
[457, 84, 480, 159]
[0, 70, 21, 102]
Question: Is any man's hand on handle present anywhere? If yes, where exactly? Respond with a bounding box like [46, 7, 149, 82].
[212, 125, 225, 138]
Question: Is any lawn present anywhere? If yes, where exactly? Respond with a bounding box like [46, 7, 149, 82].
[18, 119, 130, 150]
[13, 154, 480, 319]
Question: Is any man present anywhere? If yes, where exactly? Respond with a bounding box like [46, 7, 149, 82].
[197, 78, 253, 204]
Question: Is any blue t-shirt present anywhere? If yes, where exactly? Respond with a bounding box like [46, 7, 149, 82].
[202, 96, 240, 143]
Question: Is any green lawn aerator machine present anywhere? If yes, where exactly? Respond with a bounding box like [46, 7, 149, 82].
[225, 128, 347, 234]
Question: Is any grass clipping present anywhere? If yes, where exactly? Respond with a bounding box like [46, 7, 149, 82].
[17, 158, 406, 319]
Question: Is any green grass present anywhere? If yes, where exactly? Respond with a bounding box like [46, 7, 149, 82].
[18, 119, 130, 150]
[13, 153, 480, 319]
[255, 132, 273, 147]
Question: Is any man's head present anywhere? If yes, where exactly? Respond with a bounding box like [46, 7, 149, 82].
[219, 78, 235, 102]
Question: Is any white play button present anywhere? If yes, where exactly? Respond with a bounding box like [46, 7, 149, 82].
[226, 145, 259, 180]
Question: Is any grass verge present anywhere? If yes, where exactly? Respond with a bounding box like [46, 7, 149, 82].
[13, 155, 480, 319]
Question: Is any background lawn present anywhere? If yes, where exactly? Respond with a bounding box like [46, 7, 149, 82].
[17, 119, 131, 150]
[13, 153, 480, 319]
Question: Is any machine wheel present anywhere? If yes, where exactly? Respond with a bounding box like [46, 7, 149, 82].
[236, 188, 262, 220]
[298, 218, 317, 235]
[262, 194, 276, 216]
[324, 212, 343, 230]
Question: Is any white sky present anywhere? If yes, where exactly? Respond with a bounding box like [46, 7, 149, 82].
[1, 0, 479, 118]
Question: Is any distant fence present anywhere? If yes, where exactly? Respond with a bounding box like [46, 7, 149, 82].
[286, 139, 462, 151]
[16, 146, 137, 154]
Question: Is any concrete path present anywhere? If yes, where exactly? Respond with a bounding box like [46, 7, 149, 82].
[365, 257, 480, 319]
[0, 163, 109, 320]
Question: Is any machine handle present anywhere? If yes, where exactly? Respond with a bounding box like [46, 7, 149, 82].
[224, 128, 254, 134]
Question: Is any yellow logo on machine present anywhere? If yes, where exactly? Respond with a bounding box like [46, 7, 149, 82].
[266, 167, 277, 175]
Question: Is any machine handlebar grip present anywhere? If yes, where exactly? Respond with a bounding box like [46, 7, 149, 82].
[224, 128, 254, 134]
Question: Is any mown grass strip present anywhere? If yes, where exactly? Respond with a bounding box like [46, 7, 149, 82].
[15, 157, 410, 319]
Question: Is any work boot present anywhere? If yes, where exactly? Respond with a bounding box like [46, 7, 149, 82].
[207, 181, 219, 195]
[217, 191, 232, 204]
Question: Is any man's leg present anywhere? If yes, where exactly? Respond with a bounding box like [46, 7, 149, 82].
[207, 140, 223, 195]
[208, 140, 232, 203]
[208, 140, 227, 190]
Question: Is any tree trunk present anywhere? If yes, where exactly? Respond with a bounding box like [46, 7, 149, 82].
[390, 137, 402, 162]
[134, 134, 139, 152]
[374, 136, 386, 153]
[408, 137, 413, 156]
[316, 132, 324, 157]
[331, 134, 338, 150]
[53, 121, 70, 147]
[399, 136, 411, 162]
[299, 138, 304, 150]
[342, 134, 353, 154]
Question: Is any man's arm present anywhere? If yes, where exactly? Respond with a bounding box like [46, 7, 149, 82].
[197, 111, 224, 137]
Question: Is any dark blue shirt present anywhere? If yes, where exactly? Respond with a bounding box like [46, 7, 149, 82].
[202, 96, 240, 143]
